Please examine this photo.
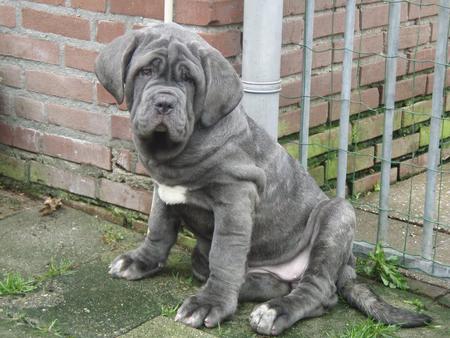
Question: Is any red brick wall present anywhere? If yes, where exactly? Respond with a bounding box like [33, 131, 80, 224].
[0, 0, 445, 214]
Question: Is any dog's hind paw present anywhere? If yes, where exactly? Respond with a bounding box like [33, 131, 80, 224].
[249, 300, 294, 336]
[108, 251, 163, 280]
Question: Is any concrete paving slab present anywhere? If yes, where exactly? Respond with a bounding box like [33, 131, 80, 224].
[358, 162, 450, 228]
[355, 210, 450, 266]
[0, 188, 449, 337]
[0, 189, 39, 220]
[121, 316, 217, 338]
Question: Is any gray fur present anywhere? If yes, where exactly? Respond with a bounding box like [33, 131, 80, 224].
[96, 23, 431, 335]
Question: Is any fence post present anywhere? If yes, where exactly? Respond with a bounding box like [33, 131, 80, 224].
[164, 0, 173, 23]
[377, 0, 402, 243]
[422, 0, 450, 260]
[242, 0, 283, 140]
[336, 0, 356, 198]
[299, 0, 315, 167]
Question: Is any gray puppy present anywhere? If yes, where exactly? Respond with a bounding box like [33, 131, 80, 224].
[95, 23, 431, 335]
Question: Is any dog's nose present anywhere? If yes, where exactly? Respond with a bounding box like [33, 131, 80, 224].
[154, 96, 176, 115]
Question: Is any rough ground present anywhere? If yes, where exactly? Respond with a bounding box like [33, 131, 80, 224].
[0, 188, 449, 337]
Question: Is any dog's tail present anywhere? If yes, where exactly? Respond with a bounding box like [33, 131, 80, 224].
[338, 278, 432, 328]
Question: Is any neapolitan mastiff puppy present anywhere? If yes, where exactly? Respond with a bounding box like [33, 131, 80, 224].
[95, 23, 431, 335]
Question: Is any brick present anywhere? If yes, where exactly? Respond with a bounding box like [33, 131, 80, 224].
[408, 0, 438, 19]
[199, 30, 241, 58]
[31, 0, 64, 4]
[30, 162, 96, 198]
[0, 33, 59, 64]
[26, 70, 93, 102]
[352, 167, 397, 195]
[282, 17, 303, 45]
[0, 92, 12, 116]
[280, 79, 300, 107]
[41, 134, 112, 170]
[391, 75, 428, 102]
[22, 8, 90, 40]
[309, 166, 325, 186]
[0, 122, 14, 145]
[96, 20, 126, 44]
[0, 64, 22, 88]
[333, 33, 384, 63]
[326, 147, 375, 180]
[97, 82, 117, 105]
[283, 0, 304, 15]
[311, 68, 358, 98]
[426, 69, 450, 94]
[99, 179, 151, 213]
[115, 149, 133, 171]
[135, 160, 150, 176]
[431, 22, 438, 42]
[0, 5, 16, 28]
[360, 2, 407, 30]
[329, 88, 380, 121]
[309, 126, 352, 159]
[278, 101, 328, 137]
[111, 115, 133, 140]
[399, 153, 428, 179]
[13, 126, 41, 153]
[420, 119, 450, 147]
[175, 0, 242, 25]
[376, 133, 420, 161]
[280, 41, 332, 77]
[110, 0, 163, 20]
[71, 0, 106, 12]
[314, 10, 357, 39]
[397, 24, 431, 50]
[15, 96, 45, 122]
[408, 47, 435, 73]
[65, 46, 98, 72]
[0, 154, 27, 182]
[352, 110, 402, 143]
[402, 99, 432, 127]
[47, 103, 109, 136]
[359, 57, 408, 86]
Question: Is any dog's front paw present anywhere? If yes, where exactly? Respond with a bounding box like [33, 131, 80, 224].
[108, 251, 163, 280]
[175, 293, 237, 328]
[249, 299, 294, 336]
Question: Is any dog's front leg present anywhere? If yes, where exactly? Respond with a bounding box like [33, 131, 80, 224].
[109, 191, 180, 280]
[176, 185, 255, 328]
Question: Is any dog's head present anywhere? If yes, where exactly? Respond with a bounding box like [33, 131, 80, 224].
[95, 23, 243, 160]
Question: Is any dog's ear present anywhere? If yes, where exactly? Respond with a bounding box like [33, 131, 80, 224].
[199, 49, 243, 127]
[95, 31, 141, 105]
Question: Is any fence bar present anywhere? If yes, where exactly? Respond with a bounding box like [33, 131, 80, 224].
[377, 0, 401, 243]
[299, 0, 315, 167]
[421, 0, 450, 260]
[336, 0, 356, 198]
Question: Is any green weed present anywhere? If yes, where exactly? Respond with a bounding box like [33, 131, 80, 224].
[357, 243, 408, 290]
[102, 226, 125, 246]
[403, 298, 426, 312]
[338, 319, 398, 338]
[37, 258, 75, 282]
[160, 303, 180, 317]
[0, 272, 37, 296]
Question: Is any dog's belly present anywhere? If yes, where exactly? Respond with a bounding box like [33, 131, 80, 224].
[248, 241, 312, 282]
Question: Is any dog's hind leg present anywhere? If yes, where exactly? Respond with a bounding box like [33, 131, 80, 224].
[239, 273, 291, 302]
[249, 198, 355, 336]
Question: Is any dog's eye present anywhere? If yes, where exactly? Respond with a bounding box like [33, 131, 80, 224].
[140, 67, 153, 77]
[180, 67, 192, 82]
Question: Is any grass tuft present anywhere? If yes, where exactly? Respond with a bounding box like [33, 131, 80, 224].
[160, 303, 180, 317]
[338, 319, 399, 338]
[102, 226, 125, 246]
[356, 243, 408, 290]
[36, 258, 76, 282]
[0, 272, 37, 296]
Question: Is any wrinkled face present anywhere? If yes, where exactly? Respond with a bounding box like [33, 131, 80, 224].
[127, 37, 205, 159]
[95, 23, 243, 162]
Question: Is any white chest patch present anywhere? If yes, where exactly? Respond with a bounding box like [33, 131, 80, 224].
[157, 184, 188, 205]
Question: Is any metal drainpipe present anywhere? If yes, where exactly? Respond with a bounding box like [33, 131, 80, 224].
[242, 0, 283, 140]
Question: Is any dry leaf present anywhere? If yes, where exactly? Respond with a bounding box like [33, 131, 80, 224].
[39, 196, 62, 216]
